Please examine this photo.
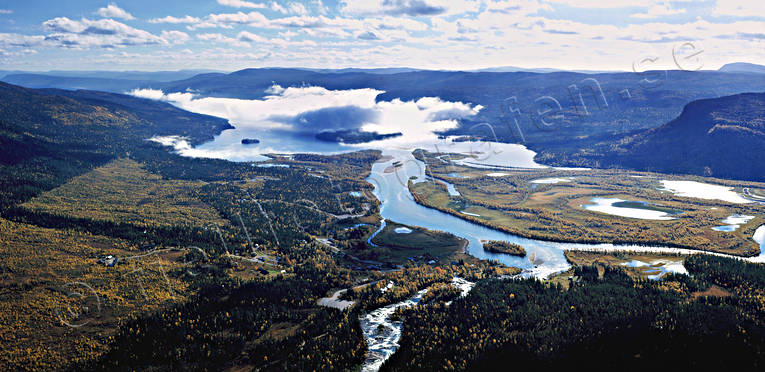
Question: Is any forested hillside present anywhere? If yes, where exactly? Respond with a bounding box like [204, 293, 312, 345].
[0, 82, 231, 211]
[594, 92, 765, 181]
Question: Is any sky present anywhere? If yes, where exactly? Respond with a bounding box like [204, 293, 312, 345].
[0, 0, 764, 71]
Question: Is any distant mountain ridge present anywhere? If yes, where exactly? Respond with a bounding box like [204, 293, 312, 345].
[1, 74, 154, 94]
[0, 70, 223, 94]
[719, 63, 765, 74]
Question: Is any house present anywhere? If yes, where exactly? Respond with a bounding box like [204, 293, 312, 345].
[98, 255, 118, 267]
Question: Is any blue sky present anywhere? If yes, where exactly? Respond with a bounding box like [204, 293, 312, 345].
[0, 0, 764, 71]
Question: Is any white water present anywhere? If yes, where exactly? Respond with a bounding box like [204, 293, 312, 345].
[368, 148, 765, 280]
[358, 289, 427, 372]
[621, 259, 688, 280]
[359, 276, 475, 371]
[152, 129, 765, 371]
[394, 227, 412, 234]
[751, 225, 765, 263]
[358, 156, 765, 371]
[430, 177, 460, 196]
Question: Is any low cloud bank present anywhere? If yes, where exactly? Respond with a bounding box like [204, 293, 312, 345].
[129, 85, 482, 145]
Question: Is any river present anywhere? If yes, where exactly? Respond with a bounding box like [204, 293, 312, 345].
[358, 146, 765, 371]
[368, 148, 765, 279]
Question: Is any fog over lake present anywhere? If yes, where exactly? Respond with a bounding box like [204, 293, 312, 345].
[132, 85, 483, 161]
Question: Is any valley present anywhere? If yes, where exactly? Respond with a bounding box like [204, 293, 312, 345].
[1, 56, 765, 372]
[0, 78, 763, 370]
[4, 0, 765, 369]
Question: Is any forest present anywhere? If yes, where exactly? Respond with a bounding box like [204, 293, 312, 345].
[382, 255, 765, 371]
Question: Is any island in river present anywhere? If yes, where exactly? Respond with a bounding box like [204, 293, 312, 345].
[482, 240, 527, 256]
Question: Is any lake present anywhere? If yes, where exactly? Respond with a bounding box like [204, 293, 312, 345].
[583, 197, 681, 221]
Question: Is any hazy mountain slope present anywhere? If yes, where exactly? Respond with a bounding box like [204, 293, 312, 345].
[0, 70, 221, 92]
[600, 92, 765, 181]
[35, 69, 221, 81]
[1, 73, 154, 93]
[6, 68, 765, 159]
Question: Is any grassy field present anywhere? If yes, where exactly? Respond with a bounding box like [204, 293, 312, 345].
[411, 150, 765, 256]
[369, 221, 467, 264]
[22, 159, 227, 229]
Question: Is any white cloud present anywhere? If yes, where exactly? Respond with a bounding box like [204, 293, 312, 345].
[313, 0, 329, 15]
[150, 10, 323, 30]
[237, 30, 267, 43]
[264, 2, 309, 15]
[42, 17, 166, 48]
[713, 0, 765, 17]
[95, 4, 135, 20]
[149, 15, 201, 24]
[0, 33, 45, 48]
[197, 33, 251, 47]
[208, 11, 270, 27]
[287, 2, 309, 16]
[270, 2, 287, 13]
[148, 15, 218, 30]
[631, 3, 686, 19]
[0, 9, 13, 15]
[485, 0, 552, 14]
[340, 0, 481, 16]
[7, 0, 765, 71]
[543, 0, 663, 8]
[278, 30, 298, 39]
[218, 0, 267, 9]
[160, 30, 190, 44]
